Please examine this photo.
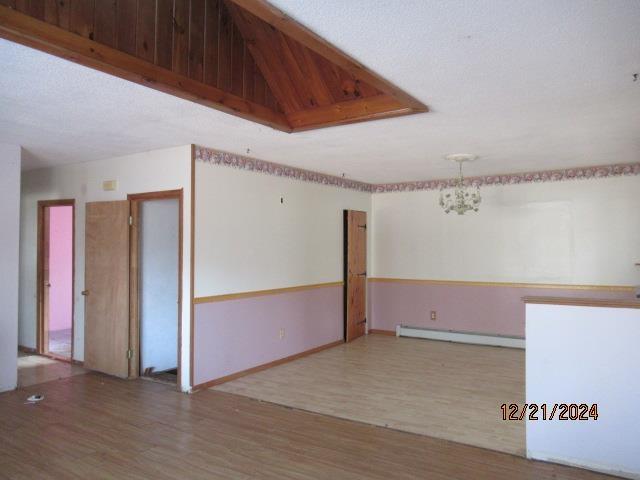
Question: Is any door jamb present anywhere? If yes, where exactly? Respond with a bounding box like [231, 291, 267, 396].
[36, 199, 75, 361]
[127, 189, 183, 390]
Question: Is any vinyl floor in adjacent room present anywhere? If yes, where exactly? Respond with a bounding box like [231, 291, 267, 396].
[214, 334, 526, 456]
[17, 353, 87, 388]
[0, 373, 622, 480]
[48, 328, 73, 359]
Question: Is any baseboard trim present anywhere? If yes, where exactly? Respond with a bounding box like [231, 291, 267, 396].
[397, 325, 525, 349]
[368, 329, 397, 336]
[191, 339, 344, 391]
[18, 345, 37, 354]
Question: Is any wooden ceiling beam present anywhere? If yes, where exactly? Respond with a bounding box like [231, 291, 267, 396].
[0, 5, 292, 132]
[227, 0, 429, 113]
[287, 94, 414, 131]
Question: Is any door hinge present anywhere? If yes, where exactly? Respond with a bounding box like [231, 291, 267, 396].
[127, 349, 133, 359]
[128, 215, 133, 226]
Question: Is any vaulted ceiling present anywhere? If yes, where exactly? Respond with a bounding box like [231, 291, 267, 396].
[0, 1, 638, 180]
[0, 0, 427, 131]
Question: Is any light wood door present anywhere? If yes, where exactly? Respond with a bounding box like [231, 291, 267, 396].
[84, 201, 130, 378]
[344, 210, 367, 342]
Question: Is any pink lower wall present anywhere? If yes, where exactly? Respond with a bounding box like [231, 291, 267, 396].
[193, 285, 342, 386]
[369, 280, 634, 337]
[48, 206, 73, 332]
[192, 279, 634, 387]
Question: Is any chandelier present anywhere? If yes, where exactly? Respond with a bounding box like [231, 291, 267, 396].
[439, 154, 481, 215]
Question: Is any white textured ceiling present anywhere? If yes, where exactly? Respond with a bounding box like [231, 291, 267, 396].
[1, 0, 639, 182]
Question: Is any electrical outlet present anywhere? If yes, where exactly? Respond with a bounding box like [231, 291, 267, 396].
[279, 328, 285, 339]
[430, 310, 437, 321]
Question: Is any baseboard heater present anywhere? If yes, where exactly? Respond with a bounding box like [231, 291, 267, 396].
[395, 325, 525, 349]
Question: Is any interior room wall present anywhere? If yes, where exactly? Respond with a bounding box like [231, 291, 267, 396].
[139, 198, 179, 374]
[48, 205, 73, 332]
[0, 144, 21, 393]
[193, 160, 371, 387]
[370, 175, 640, 336]
[19, 145, 192, 391]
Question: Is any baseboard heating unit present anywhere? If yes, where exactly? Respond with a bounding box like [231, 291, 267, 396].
[395, 325, 525, 349]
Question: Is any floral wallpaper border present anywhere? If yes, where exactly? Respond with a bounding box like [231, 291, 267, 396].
[373, 162, 640, 193]
[195, 146, 640, 194]
[195, 146, 372, 193]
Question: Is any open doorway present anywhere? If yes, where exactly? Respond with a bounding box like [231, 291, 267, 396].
[129, 190, 182, 385]
[37, 199, 75, 361]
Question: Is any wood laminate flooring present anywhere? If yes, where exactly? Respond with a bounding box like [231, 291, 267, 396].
[0, 373, 621, 479]
[214, 334, 525, 456]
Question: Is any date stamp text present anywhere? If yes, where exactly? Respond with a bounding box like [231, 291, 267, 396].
[501, 403, 599, 421]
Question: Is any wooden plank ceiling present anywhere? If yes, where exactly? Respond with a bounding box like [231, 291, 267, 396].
[0, 0, 428, 131]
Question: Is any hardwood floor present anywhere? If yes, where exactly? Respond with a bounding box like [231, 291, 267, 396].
[0, 373, 621, 479]
[215, 334, 525, 455]
[17, 353, 86, 388]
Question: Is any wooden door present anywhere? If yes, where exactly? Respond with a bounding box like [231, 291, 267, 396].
[344, 210, 367, 342]
[84, 201, 130, 378]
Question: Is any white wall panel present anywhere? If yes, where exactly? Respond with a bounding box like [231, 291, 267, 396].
[372, 176, 640, 285]
[526, 303, 640, 478]
[194, 163, 371, 297]
[0, 144, 21, 392]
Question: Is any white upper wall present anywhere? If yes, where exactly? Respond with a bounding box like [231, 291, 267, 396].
[19, 145, 192, 391]
[194, 162, 371, 297]
[372, 175, 640, 285]
[0, 144, 21, 392]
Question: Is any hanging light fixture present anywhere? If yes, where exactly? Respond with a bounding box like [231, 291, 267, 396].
[439, 154, 481, 215]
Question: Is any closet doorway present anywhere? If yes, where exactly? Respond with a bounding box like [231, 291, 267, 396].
[129, 190, 182, 385]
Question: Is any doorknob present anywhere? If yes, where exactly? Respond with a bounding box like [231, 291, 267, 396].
[44, 283, 51, 287]
[81, 290, 89, 296]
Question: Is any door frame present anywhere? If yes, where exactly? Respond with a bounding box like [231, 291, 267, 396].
[127, 189, 183, 389]
[36, 199, 75, 361]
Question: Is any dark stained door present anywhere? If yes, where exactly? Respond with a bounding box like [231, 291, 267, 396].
[344, 210, 367, 342]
